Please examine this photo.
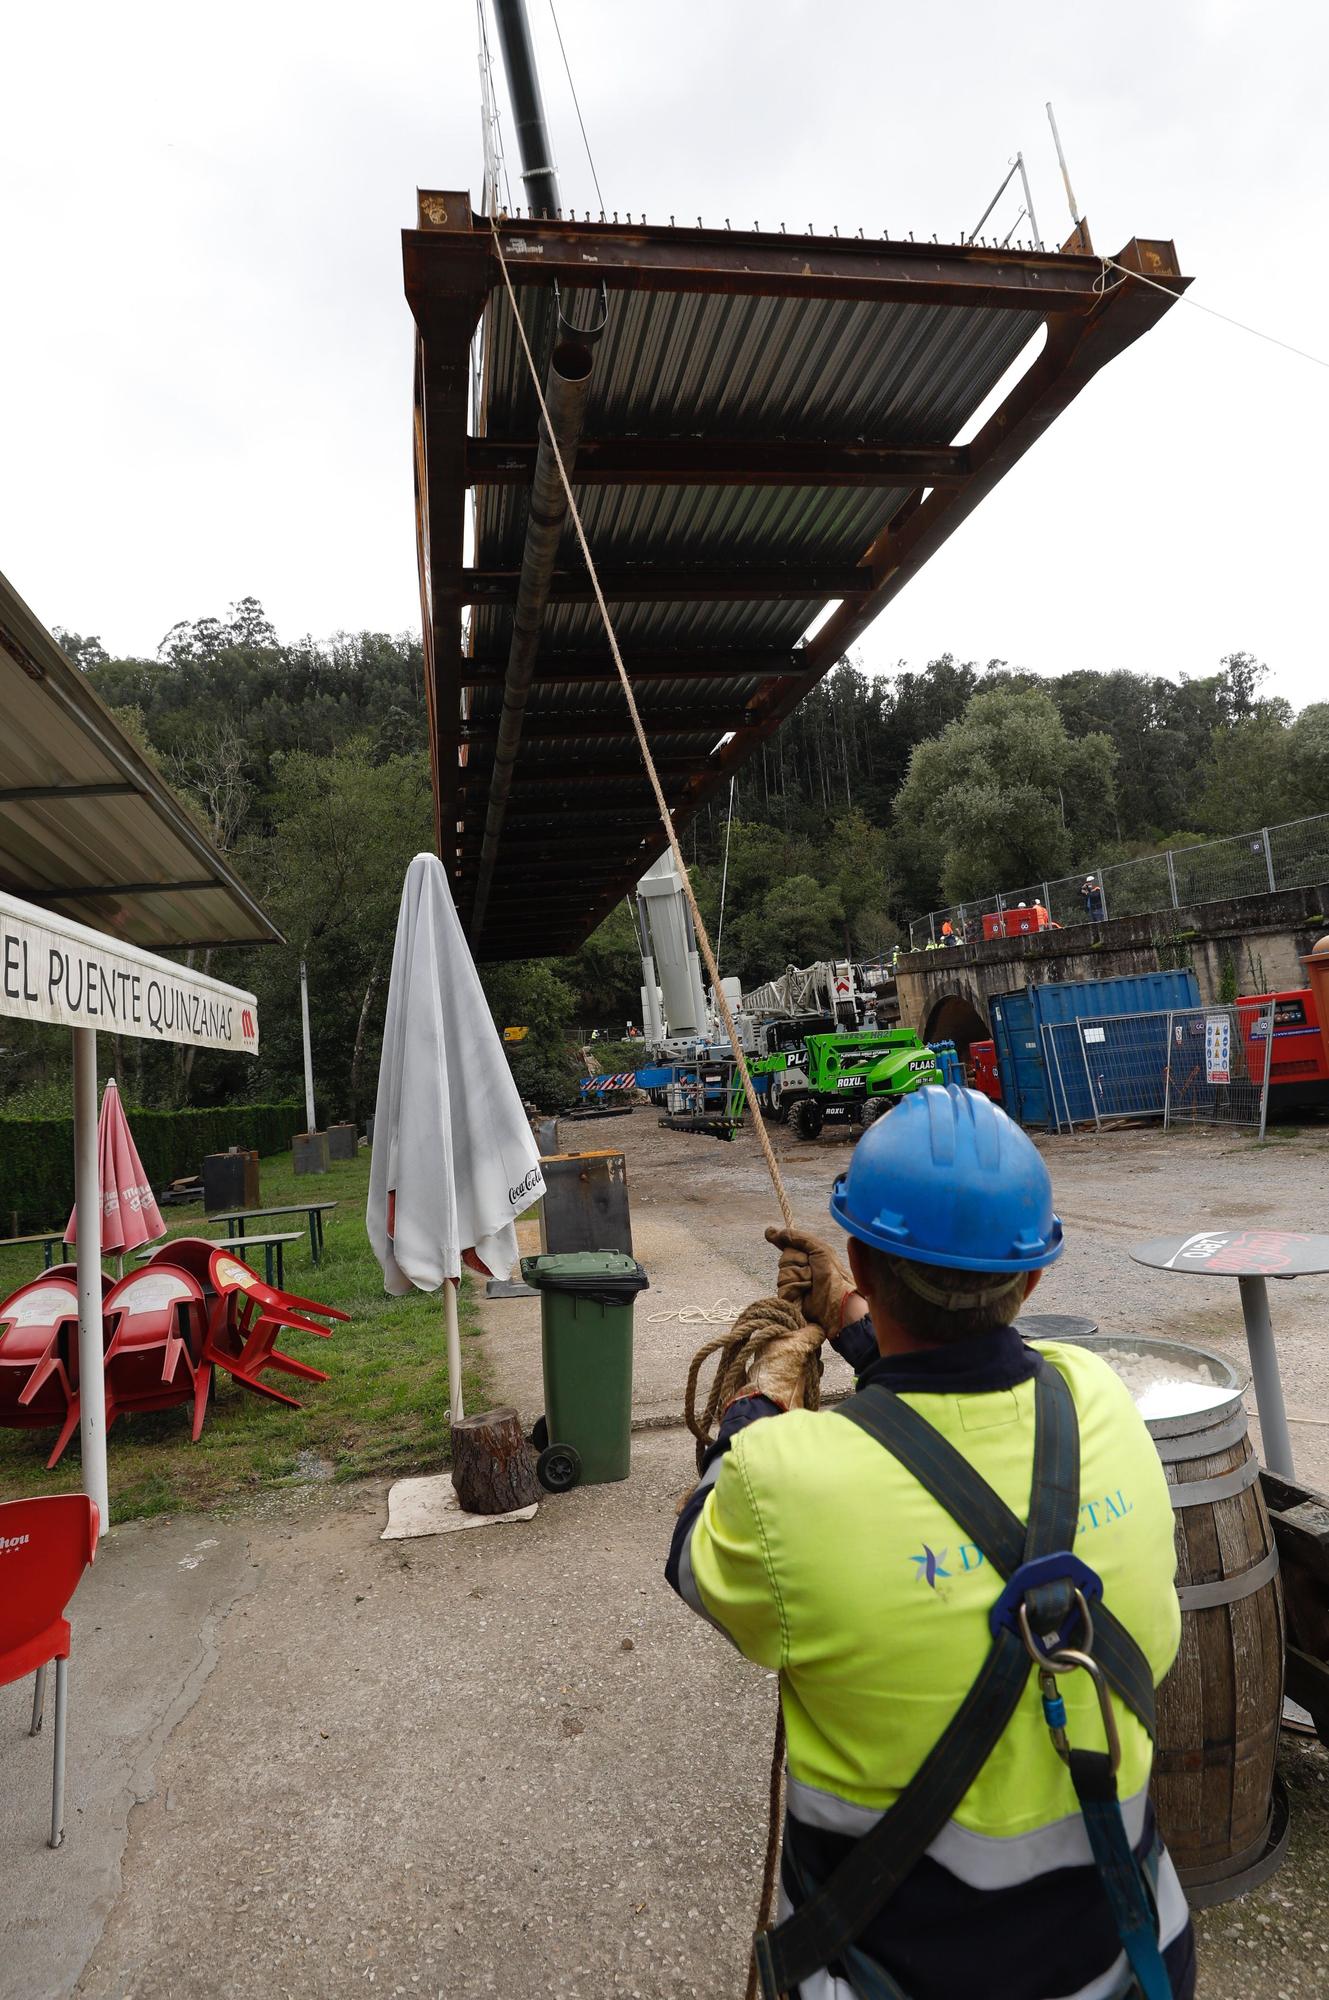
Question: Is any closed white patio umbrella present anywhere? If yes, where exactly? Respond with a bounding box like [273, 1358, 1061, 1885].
[367, 854, 545, 1424]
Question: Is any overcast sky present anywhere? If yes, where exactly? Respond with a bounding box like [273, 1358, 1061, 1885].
[3, 1, 1325, 703]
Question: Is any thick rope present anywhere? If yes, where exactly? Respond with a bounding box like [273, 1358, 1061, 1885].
[489, 224, 795, 1234]
[684, 1295, 822, 1474]
[680, 1293, 817, 2000]
[490, 226, 798, 1993]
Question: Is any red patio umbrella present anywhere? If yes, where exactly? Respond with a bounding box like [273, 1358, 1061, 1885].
[65, 1078, 166, 1259]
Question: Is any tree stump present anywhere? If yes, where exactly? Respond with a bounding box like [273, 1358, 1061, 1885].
[451, 1407, 541, 1514]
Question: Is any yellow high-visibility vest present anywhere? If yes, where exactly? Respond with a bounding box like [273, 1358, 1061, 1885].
[687, 1342, 1179, 1834]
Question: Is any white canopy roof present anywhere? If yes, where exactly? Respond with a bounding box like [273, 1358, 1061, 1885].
[0, 568, 279, 950]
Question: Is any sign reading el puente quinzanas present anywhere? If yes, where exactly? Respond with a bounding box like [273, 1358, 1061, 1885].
[0, 892, 259, 1054]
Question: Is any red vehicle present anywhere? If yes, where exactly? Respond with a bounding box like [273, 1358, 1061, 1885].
[969, 1039, 1003, 1103]
[1238, 989, 1329, 1109]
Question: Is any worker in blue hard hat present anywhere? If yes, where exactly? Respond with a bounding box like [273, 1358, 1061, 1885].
[668, 1086, 1192, 2000]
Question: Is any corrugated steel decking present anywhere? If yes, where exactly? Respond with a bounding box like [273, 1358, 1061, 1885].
[0, 571, 280, 951]
[403, 200, 1188, 959]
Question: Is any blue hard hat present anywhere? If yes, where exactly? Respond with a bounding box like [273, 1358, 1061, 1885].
[829, 1084, 1063, 1272]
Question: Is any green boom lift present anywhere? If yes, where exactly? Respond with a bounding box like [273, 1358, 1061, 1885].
[753, 1028, 943, 1141]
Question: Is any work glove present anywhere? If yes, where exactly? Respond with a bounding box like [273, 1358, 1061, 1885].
[743, 1315, 828, 1410]
[765, 1225, 855, 1336]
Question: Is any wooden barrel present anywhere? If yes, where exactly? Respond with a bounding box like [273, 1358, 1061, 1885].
[1148, 1354, 1287, 1902]
[1061, 1334, 1287, 1904]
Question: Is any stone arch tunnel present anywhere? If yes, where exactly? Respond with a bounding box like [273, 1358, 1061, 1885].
[923, 987, 990, 1055]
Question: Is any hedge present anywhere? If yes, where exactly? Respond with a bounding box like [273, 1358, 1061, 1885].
[0, 1101, 305, 1233]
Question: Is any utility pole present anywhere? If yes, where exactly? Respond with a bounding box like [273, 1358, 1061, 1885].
[300, 958, 316, 1132]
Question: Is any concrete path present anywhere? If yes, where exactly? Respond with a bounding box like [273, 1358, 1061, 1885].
[1, 1513, 260, 1997]
[4, 1438, 767, 2000]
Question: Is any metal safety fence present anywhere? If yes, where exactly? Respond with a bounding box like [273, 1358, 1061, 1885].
[908, 811, 1329, 951]
[1041, 1002, 1274, 1138]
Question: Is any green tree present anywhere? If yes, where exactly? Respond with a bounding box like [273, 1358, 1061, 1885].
[560, 898, 643, 1032]
[242, 741, 434, 1119]
[480, 960, 579, 1110]
[1195, 716, 1296, 834]
[1285, 704, 1329, 817]
[894, 685, 1117, 901]
[51, 627, 109, 671]
[725, 873, 846, 980]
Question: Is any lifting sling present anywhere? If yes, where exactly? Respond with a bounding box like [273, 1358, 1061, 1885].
[752, 1360, 1172, 2000]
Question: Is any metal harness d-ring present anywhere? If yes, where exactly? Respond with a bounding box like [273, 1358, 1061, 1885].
[1018, 1589, 1123, 1773]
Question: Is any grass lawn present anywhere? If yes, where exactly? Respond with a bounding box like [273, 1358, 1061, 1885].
[0, 1145, 489, 1521]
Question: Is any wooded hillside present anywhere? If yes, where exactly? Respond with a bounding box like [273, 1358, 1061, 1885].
[6, 602, 1317, 1118]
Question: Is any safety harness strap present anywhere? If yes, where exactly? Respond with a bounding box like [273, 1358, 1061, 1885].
[1068, 1753, 1172, 2000]
[840, 1370, 1157, 1737]
[752, 1370, 1080, 1999]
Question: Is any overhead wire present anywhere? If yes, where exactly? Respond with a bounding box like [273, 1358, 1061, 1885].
[476, 0, 515, 215]
[547, 0, 606, 217]
[1099, 257, 1329, 373]
[714, 773, 737, 970]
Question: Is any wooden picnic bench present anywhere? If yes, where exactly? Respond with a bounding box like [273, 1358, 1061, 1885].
[140, 1231, 304, 1290]
[210, 1201, 337, 1267]
[0, 1230, 68, 1270]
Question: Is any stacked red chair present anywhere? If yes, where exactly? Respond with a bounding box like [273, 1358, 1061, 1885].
[0, 1239, 346, 1461]
[0, 1276, 82, 1470]
[0, 1492, 100, 1847]
[44, 1265, 115, 1294]
[98, 1265, 211, 1446]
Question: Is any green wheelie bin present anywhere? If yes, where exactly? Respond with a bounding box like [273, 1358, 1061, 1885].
[520, 1250, 648, 1491]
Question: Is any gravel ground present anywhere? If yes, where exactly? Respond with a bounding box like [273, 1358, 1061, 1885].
[2, 1106, 1324, 1999]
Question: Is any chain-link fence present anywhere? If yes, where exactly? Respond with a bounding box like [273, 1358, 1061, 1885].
[908, 811, 1329, 951]
[1043, 1014, 1172, 1129]
[1164, 1002, 1273, 1137]
[1040, 1003, 1274, 1137]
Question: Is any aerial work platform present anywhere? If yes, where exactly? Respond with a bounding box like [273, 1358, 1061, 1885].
[403, 199, 1186, 959]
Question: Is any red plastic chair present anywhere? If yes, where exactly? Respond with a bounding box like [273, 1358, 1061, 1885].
[0, 1493, 100, 1847]
[140, 1238, 226, 1338]
[0, 1276, 81, 1467]
[44, 1264, 116, 1294]
[202, 1249, 347, 1407]
[99, 1265, 211, 1443]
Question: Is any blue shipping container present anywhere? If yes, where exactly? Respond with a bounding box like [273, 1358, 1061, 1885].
[988, 971, 1201, 1128]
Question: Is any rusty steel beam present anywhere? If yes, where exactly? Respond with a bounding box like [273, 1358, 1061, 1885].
[465, 436, 970, 488]
[414, 307, 488, 852]
[405, 209, 1114, 313]
[406, 200, 1189, 959]
[460, 823, 658, 850]
[460, 707, 748, 742]
[469, 332, 599, 942]
[479, 855, 642, 880]
[461, 563, 869, 604]
[460, 649, 797, 686]
[800, 240, 1190, 677]
[465, 763, 695, 789]
[461, 243, 1191, 959]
